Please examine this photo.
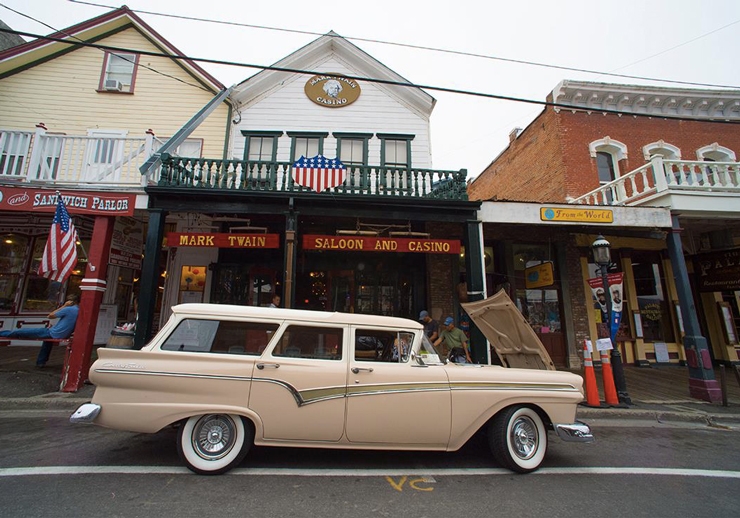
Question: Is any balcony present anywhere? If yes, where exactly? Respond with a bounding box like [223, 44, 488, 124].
[570, 156, 740, 214]
[0, 126, 164, 189]
[157, 153, 469, 200]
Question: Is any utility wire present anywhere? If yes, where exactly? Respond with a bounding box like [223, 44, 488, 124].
[0, 2, 212, 92]
[68, 0, 740, 90]
[3, 27, 740, 126]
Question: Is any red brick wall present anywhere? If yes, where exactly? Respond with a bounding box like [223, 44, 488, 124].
[468, 108, 567, 202]
[469, 108, 740, 203]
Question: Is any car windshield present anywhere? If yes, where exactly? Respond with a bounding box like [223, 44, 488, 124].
[416, 333, 444, 365]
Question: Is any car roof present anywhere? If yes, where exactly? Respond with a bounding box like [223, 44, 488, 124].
[171, 304, 424, 329]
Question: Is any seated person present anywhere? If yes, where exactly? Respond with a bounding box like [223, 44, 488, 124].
[0, 294, 79, 367]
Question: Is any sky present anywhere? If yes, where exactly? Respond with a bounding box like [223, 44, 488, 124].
[3, 0, 740, 177]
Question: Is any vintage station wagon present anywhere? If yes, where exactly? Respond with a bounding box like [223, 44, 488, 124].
[71, 291, 593, 475]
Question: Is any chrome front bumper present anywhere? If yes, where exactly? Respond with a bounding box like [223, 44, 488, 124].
[70, 403, 101, 424]
[555, 421, 594, 442]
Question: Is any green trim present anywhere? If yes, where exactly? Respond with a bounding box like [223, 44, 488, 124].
[332, 132, 373, 139]
[240, 130, 284, 137]
[222, 104, 232, 162]
[289, 133, 326, 161]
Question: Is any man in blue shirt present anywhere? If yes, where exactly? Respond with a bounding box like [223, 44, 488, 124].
[0, 294, 80, 367]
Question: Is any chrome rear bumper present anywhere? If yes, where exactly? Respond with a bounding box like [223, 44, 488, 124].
[555, 421, 594, 442]
[70, 403, 101, 424]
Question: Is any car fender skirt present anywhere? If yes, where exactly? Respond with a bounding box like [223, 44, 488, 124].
[554, 421, 594, 442]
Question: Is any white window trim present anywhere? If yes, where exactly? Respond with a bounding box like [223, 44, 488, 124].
[696, 143, 736, 162]
[589, 137, 627, 182]
[642, 140, 681, 161]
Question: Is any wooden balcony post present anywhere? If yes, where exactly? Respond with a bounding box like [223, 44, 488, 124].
[27, 123, 48, 180]
[650, 155, 668, 192]
[142, 129, 155, 186]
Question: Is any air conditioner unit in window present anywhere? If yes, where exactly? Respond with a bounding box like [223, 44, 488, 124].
[104, 79, 123, 91]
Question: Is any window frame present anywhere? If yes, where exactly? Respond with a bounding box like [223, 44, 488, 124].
[287, 132, 328, 162]
[377, 133, 414, 168]
[334, 132, 372, 166]
[98, 51, 140, 94]
[241, 131, 283, 162]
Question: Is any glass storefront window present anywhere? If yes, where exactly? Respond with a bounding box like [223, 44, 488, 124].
[632, 251, 675, 343]
[512, 244, 561, 334]
[0, 234, 28, 311]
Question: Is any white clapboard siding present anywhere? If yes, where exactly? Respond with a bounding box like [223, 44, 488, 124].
[231, 57, 432, 168]
[0, 28, 228, 160]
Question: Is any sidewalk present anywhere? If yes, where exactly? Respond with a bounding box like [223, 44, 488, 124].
[1, 344, 740, 426]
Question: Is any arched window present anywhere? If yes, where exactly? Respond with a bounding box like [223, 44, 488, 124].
[589, 137, 628, 184]
[642, 141, 681, 161]
[696, 143, 736, 162]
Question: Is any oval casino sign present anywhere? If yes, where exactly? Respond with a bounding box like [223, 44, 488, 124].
[304, 73, 361, 108]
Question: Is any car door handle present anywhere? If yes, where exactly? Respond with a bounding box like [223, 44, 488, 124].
[351, 367, 374, 374]
[256, 363, 279, 370]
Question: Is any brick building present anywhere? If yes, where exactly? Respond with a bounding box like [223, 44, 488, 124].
[469, 80, 740, 401]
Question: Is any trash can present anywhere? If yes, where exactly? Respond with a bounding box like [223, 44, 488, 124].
[107, 329, 135, 349]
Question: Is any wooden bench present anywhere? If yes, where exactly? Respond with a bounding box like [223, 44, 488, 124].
[0, 336, 73, 347]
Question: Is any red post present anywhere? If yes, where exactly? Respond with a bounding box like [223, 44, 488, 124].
[60, 216, 115, 392]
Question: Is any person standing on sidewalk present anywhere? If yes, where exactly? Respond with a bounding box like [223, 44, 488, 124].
[0, 293, 79, 367]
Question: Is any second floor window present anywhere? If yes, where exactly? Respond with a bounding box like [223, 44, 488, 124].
[596, 151, 616, 184]
[288, 132, 327, 162]
[378, 134, 414, 169]
[241, 131, 282, 162]
[100, 52, 139, 93]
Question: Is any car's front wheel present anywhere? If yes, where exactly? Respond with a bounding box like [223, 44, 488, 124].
[488, 406, 547, 473]
[177, 414, 252, 475]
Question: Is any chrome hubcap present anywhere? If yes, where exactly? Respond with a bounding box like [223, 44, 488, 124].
[193, 415, 236, 461]
[510, 415, 538, 460]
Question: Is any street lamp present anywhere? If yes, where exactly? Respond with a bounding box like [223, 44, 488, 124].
[592, 235, 632, 406]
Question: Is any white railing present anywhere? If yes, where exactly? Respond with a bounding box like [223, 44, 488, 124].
[570, 156, 740, 206]
[0, 125, 165, 188]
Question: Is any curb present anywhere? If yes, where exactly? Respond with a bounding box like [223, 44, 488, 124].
[0, 395, 90, 411]
[577, 406, 740, 425]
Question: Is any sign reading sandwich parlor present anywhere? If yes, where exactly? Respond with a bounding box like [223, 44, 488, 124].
[304, 74, 361, 108]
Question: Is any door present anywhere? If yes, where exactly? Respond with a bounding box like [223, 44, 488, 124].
[85, 129, 126, 182]
[248, 323, 347, 442]
[345, 327, 451, 446]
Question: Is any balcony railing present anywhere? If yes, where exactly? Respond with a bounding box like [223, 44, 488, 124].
[157, 153, 469, 200]
[0, 126, 164, 188]
[570, 156, 740, 206]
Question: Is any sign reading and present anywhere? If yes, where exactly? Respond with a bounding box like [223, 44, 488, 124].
[303, 235, 460, 254]
[0, 186, 135, 216]
[166, 233, 280, 248]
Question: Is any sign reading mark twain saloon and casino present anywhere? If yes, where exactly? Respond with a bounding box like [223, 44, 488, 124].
[304, 73, 361, 108]
[0, 186, 135, 216]
[303, 235, 461, 254]
[166, 233, 280, 248]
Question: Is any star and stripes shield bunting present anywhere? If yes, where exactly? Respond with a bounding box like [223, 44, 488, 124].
[292, 155, 347, 192]
[38, 195, 78, 283]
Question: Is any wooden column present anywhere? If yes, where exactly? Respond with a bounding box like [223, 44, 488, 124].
[60, 215, 115, 392]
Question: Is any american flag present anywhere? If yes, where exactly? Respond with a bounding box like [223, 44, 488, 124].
[38, 195, 78, 283]
[292, 155, 347, 192]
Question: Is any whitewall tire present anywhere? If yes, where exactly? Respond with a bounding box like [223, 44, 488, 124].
[177, 414, 252, 475]
[489, 406, 547, 473]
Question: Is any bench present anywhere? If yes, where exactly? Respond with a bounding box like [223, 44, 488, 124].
[0, 336, 73, 347]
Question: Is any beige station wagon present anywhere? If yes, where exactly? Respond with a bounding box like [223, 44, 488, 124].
[71, 291, 593, 475]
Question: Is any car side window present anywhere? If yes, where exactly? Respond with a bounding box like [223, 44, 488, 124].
[355, 329, 414, 363]
[161, 319, 279, 355]
[272, 325, 343, 360]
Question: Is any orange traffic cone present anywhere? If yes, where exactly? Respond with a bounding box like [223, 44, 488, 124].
[600, 351, 619, 406]
[582, 342, 601, 407]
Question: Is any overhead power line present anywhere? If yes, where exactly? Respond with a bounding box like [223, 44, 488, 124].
[2, 27, 740, 126]
[68, 0, 740, 90]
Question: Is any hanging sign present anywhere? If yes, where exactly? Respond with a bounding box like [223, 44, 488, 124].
[525, 261, 554, 288]
[303, 234, 460, 254]
[304, 73, 361, 108]
[166, 233, 280, 248]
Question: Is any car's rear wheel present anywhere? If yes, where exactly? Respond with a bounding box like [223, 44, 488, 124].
[488, 406, 547, 473]
[177, 414, 251, 475]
